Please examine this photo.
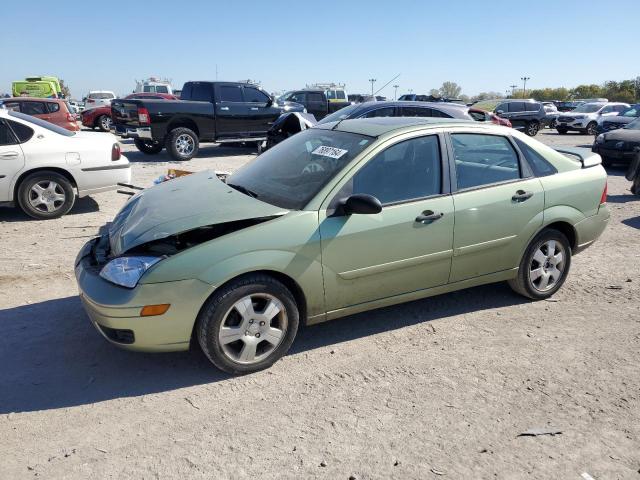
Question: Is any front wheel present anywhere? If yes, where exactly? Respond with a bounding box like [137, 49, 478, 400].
[508, 228, 572, 300]
[586, 122, 597, 136]
[556, 127, 568, 135]
[96, 114, 112, 132]
[525, 121, 540, 137]
[134, 138, 163, 155]
[165, 127, 199, 161]
[196, 274, 299, 374]
[17, 171, 75, 219]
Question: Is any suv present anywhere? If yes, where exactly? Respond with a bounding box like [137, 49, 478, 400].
[84, 91, 116, 110]
[279, 89, 349, 120]
[493, 100, 546, 136]
[556, 102, 628, 135]
[0, 97, 79, 131]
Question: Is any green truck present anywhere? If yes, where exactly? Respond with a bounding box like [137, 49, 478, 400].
[12, 76, 64, 98]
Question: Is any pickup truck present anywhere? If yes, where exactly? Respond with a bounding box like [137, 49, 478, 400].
[110, 81, 304, 160]
[277, 88, 350, 120]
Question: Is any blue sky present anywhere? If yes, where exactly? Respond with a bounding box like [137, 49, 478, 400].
[2, 0, 638, 99]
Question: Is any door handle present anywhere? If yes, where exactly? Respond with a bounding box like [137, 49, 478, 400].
[220, 106, 229, 111]
[0, 152, 19, 159]
[415, 210, 444, 224]
[250, 107, 259, 111]
[512, 190, 534, 202]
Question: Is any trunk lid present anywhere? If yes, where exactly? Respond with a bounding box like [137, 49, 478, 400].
[108, 171, 288, 256]
[111, 99, 143, 127]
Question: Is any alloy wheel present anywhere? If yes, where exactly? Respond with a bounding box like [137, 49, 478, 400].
[28, 181, 66, 213]
[218, 294, 288, 364]
[529, 240, 566, 292]
[175, 134, 194, 156]
[100, 116, 112, 130]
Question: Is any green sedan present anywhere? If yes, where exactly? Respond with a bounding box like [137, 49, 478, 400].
[75, 118, 609, 374]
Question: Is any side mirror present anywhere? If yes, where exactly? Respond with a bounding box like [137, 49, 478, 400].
[266, 97, 273, 107]
[337, 194, 382, 216]
[496, 109, 504, 114]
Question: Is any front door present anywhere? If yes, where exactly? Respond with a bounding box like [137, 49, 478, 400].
[319, 134, 454, 312]
[214, 84, 249, 138]
[448, 132, 544, 282]
[0, 119, 26, 202]
[242, 86, 280, 136]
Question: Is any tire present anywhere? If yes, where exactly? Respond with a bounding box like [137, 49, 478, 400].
[508, 228, 572, 300]
[96, 115, 112, 132]
[134, 138, 163, 155]
[165, 127, 199, 161]
[525, 121, 540, 137]
[586, 122, 597, 136]
[556, 127, 568, 135]
[17, 171, 75, 220]
[624, 151, 640, 181]
[196, 274, 300, 374]
[601, 156, 613, 168]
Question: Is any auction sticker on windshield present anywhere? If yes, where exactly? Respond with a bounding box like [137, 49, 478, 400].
[312, 145, 348, 159]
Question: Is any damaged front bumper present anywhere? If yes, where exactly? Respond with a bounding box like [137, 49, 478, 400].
[74, 237, 213, 352]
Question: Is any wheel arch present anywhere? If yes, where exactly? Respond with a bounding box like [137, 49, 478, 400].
[167, 118, 200, 138]
[13, 167, 78, 201]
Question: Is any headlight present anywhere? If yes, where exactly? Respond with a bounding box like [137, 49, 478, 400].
[596, 134, 605, 144]
[99, 256, 162, 288]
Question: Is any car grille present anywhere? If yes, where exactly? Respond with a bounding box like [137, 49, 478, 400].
[558, 116, 574, 123]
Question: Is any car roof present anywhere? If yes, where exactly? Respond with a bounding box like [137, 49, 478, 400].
[318, 116, 477, 137]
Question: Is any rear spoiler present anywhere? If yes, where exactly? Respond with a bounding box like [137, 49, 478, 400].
[554, 147, 602, 168]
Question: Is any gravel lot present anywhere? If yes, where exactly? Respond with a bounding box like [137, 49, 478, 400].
[1, 128, 638, 479]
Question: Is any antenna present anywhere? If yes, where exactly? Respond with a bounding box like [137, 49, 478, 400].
[373, 73, 401, 96]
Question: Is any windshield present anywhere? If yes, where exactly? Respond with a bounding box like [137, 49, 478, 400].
[624, 117, 640, 130]
[572, 103, 603, 113]
[277, 91, 293, 102]
[227, 129, 373, 209]
[620, 106, 640, 118]
[316, 104, 360, 125]
[8, 110, 76, 136]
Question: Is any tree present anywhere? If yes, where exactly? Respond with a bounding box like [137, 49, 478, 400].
[571, 84, 604, 99]
[439, 81, 462, 99]
[59, 79, 71, 99]
[471, 91, 504, 102]
[429, 88, 441, 98]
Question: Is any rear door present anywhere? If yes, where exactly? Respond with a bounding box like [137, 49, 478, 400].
[448, 132, 544, 282]
[214, 84, 248, 138]
[0, 119, 26, 202]
[243, 86, 280, 136]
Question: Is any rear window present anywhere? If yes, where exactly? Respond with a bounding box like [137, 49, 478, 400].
[47, 102, 61, 113]
[89, 92, 115, 99]
[8, 110, 75, 137]
[155, 85, 169, 94]
[514, 138, 557, 177]
[6, 119, 34, 142]
[336, 91, 346, 100]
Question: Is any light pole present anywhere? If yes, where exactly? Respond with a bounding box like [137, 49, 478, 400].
[393, 84, 399, 100]
[510, 84, 518, 98]
[368, 78, 376, 96]
[521, 77, 530, 99]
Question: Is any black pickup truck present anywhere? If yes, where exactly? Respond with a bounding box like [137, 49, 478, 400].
[111, 81, 304, 160]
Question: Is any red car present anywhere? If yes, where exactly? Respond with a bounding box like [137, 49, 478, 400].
[468, 107, 512, 128]
[1, 97, 79, 131]
[81, 93, 178, 131]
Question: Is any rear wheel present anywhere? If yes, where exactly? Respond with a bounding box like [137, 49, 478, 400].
[196, 274, 299, 374]
[134, 138, 163, 155]
[96, 115, 112, 132]
[586, 121, 598, 136]
[508, 228, 571, 300]
[525, 121, 540, 136]
[17, 171, 75, 220]
[165, 127, 199, 161]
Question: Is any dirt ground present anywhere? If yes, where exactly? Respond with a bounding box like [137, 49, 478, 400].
[1, 129, 638, 480]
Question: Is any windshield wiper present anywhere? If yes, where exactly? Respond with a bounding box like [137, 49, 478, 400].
[228, 183, 259, 199]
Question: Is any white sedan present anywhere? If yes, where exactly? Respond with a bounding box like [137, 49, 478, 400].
[0, 109, 130, 219]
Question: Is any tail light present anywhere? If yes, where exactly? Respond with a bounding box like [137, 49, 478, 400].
[111, 143, 121, 161]
[137, 107, 150, 125]
[599, 181, 607, 204]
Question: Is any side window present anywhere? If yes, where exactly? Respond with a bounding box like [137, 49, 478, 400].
[3, 102, 20, 112]
[181, 83, 193, 99]
[496, 103, 508, 113]
[350, 135, 442, 204]
[47, 102, 60, 113]
[218, 85, 243, 102]
[525, 102, 541, 112]
[0, 120, 17, 145]
[601, 106, 613, 114]
[514, 138, 557, 177]
[451, 134, 520, 190]
[468, 110, 488, 122]
[244, 87, 270, 103]
[401, 106, 432, 117]
[614, 105, 626, 113]
[22, 102, 47, 115]
[430, 108, 452, 118]
[290, 93, 306, 104]
[336, 91, 346, 100]
[190, 83, 213, 102]
[508, 102, 526, 113]
[362, 107, 395, 118]
[6, 120, 34, 143]
[307, 93, 324, 103]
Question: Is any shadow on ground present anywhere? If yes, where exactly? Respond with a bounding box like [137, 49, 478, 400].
[0, 283, 525, 413]
[0, 197, 100, 223]
[125, 144, 257, 164]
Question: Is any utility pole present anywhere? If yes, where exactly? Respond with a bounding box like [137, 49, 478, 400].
[393, 84, 399, 100]
[368, 78, 376, 96]
[510, 84, 518, 98]
[521, 77, 530, 99]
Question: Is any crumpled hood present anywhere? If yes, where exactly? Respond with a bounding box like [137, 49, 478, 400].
[603, 128, 640, 142]
[108, 170, 287, 256]
[603, 116, 633, 125]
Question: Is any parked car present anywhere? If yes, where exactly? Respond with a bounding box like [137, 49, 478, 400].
[0, 97, 79, 132]
[468, 108, 512, 127]
[492, 100, 547, 136]
[278, 88, 349, 120]
[592, 117, 640, 166]
[82, 93, 178, 132]
[595, 104, 640, 135]
[0, 109, 130, 219]
[111, 81, 304, 160]
[348, 94, 376, 103]
[75, 117, 608, 374]
[69, 100, 85, 113]
[542, 102, 560, 128]
[398, 94, 431, 101]
[556, 102, 629, 135]
[556, 101, 582, 112]
[84, 91, 116, 110]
